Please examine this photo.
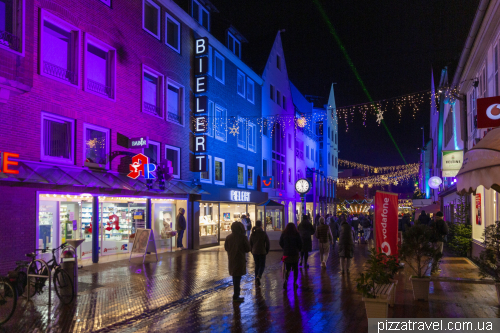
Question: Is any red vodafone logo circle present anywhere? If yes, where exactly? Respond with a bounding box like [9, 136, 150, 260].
[486, 104, 500, 120]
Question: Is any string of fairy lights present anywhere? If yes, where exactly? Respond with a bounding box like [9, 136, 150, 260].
[337, 165, 419, 189]
[338, 159, 419, 173]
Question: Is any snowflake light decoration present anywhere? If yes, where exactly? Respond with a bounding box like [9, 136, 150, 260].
[376, 112, 384, 124]
[229, 124, 239, 136]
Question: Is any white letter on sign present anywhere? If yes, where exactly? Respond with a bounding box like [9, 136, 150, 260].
[195, 117, 205, 132]
[195, 136, 206, 152]
[196, 76, 207, 93]
[196, 38, 206, 55]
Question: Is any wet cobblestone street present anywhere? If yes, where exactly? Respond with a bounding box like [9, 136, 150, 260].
[2, 244, 499, 333]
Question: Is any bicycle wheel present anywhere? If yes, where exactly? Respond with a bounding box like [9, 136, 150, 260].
[26, 261, 44, 298]
[0, 280, 17, 325]
[53, 269, 74, 305]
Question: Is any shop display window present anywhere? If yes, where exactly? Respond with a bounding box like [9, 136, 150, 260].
[153, 200, 177, 250]
[219, 203, 247, 240]
[199, 202, 219, 246]
[257, 201, 284, 232]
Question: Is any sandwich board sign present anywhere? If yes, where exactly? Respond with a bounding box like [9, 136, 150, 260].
[129, 228, 158, 263]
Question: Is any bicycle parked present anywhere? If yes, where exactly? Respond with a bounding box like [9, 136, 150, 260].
[0, 276, 17, 325]
[26, 243, 75, 305]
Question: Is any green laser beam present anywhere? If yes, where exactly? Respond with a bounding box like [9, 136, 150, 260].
[313, 0, 407, 165]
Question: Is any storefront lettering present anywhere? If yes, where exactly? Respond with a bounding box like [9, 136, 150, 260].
[230, 190, 250, 202]
[129, 137, 148, 148]
[191, 37, 209, 172]
[127, 153, 156, 179]
[0, 151, 19, 174]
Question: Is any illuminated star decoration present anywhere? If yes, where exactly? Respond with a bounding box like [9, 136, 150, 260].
[229, 124, 239, 136]
[376, 112, 384, 124]
[393, 181, 399, 185]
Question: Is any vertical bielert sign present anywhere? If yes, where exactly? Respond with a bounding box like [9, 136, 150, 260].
[191, 37, 208, 172]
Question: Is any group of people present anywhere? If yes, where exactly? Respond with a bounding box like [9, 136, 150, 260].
[224, 212, 369, 301]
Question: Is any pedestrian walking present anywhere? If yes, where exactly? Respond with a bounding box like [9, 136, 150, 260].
[279, 223, 302, 289]
[314, 213, 321, 228]
[249, 220, 270, 286]
[431, 211, 449, 255]
[329, 214, 340, 248]
[297, 214, 315, 268]
[338, 218, 354, 274]
[315, 217, 333, 268]
[401, 213, 412, 232]
[224, 221, 251, 302]
[351, 214, 360, 243]
[417, 210, 430, 226]
[241, 214, 252, 239]
[175, 208, 186, 249]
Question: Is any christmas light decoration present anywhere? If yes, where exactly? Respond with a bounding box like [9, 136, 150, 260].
[338, 160, 419, 173]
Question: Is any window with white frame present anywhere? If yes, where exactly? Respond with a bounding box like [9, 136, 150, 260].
[192, 0, 209, 31]
[237, 163, 245, 188]
[40, 10, 80, 86]
[227, 31, 241, 58]
[167, 79, 184, 125]
[84, 123, 110, 169]
[144, 140, 160, 165]
[41, 112, 74, 164]
[479, 65, 487, 98]
[207, 100, 214, 137]
[237, 117, 247, 149]
[215, 105, 227, 142]
[200, 155, 212, 183]
[237, 70, 245, 97]
[246, 77, 254, 103]
[142, 66, 163, 117]
[248, 122, 256, 152]
[247, 166, 254, 189]
[85, 35, 115, 99]
[0, 0, 24, 54]
[143, 0, 160, 39]
[214, 51, 225, 84]
[214, 157, 225, 185]
[165, 145, 180, 179]
[165, 13, 180, 53]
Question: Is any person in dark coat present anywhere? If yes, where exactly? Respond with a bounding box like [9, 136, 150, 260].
[329, 214, 340, 248]
[315, 217, 333, 268]
[417, 210, 430, 226]
[297, 214, 315, 268]
[224, 221, 251, 302]
[279, 223, 302, 289]
[338, 219, 354, 274]
[175, 208, 186, 249]
[351, 214, 360, 242]
[249, 220, 270, 286]
[401, 214, 412, 232]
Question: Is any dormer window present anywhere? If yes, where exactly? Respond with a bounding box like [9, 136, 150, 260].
[192, 0, 209, 31]
[227, 32, 241, 58]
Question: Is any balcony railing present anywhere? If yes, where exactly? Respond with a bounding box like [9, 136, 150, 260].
[144, 101, 162, 117]
[87, 78, 112, 98]
[0, 30, 19, 51]
[43, 61, 77, 84]
[168, 112, 182, 125]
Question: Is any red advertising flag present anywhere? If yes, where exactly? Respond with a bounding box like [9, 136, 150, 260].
[375, 191, 399, 258]
[477, 97, 500, 129]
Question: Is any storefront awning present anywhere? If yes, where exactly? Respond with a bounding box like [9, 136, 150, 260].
[0, 160, 205, 196]
[456, 127, 500, 194]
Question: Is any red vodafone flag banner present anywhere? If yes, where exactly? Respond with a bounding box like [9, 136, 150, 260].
[477, 96, 500, 129]
[375, 191, 399, 258]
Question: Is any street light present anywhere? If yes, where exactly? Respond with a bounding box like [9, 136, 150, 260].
[420, 127, 424, 148]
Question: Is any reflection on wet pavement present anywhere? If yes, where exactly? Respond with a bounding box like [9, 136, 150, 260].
[2, 245, 499, 332]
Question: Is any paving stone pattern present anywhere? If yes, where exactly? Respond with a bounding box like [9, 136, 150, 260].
[2, 244, 499, 333]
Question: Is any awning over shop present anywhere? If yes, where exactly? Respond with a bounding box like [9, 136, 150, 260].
[456, 127, 500, 194]
[0, 160, 205, 196]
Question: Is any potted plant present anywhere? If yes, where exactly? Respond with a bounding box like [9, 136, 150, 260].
[476, 221, 500, 305]
[357, 248, 399, 318]
[399, 224, 442, 301]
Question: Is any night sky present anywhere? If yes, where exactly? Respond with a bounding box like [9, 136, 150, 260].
[212, 0, 479, 166]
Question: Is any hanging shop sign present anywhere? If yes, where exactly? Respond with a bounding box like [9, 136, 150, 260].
[129, 137, 149, 148]
[374, 191, 399, 258]
[442, 150, 463, 177]
[127, 153, 156, 179]
[0, 151, 19, 174]
[261, 176, 273, 188]
[230, 190, 250, 202]
[191, 37, 209, 172]
[477, 96, 500, 129]
[428, 176, 442, 189]
[475, 193, 482, 225]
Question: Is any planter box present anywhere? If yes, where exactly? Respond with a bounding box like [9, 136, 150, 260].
[411, 277, 430, 301]
[363, 297, 389, 318]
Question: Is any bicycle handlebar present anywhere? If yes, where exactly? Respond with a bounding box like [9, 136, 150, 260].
[33, 242, 68, 254]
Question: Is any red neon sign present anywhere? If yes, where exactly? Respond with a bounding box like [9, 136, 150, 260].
[0, 152, 19, 174]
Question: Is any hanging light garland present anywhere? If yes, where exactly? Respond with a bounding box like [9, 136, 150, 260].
[336, 165, 419, 188]
[338, 159, 419, 173]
